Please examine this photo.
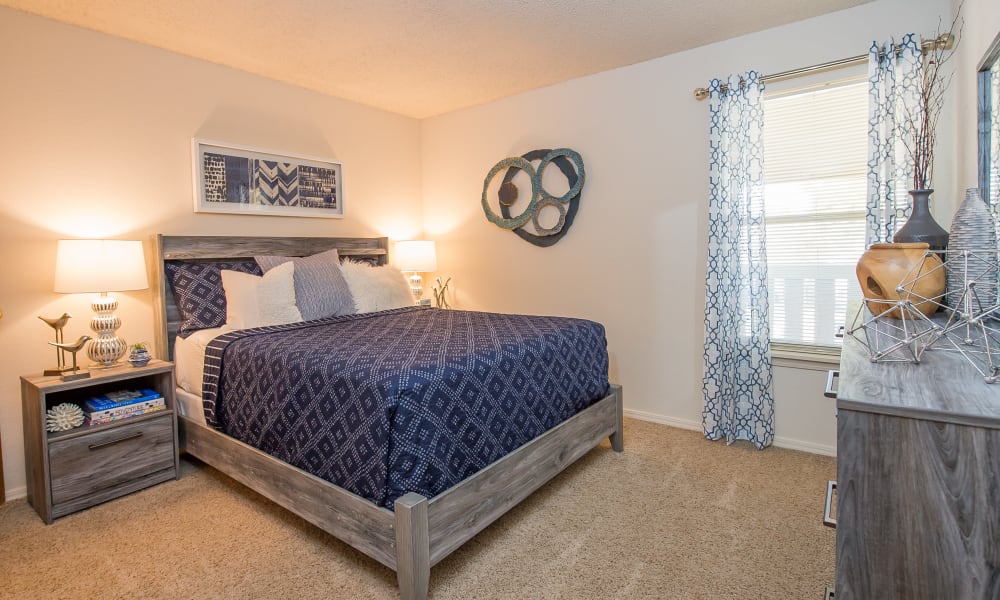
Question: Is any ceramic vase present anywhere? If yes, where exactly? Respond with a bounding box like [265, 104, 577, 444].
[856, 242, 945, 318]
[946, 187, 998, 314]
[892, 189, 949, 251]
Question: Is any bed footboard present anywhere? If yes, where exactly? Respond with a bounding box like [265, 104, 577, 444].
[423, 385, 622, 566]
[179, 385, 622, 600]
[392, 385, 622, 599]
[178, 415, 398, 568]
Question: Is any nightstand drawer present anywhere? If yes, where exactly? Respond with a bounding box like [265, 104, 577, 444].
[49, 414, 175, 504]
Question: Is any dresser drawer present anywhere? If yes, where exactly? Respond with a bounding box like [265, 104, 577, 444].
[49, 414, 176, 504]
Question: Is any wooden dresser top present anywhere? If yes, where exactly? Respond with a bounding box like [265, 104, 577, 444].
[838, 324, 1000, 429]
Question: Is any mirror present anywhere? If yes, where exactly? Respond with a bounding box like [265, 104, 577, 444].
[978, 30, 1000, 204]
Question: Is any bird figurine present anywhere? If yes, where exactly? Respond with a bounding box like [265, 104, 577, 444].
[40, 312, 73, 375]
[49, 335, 91, 380]
[39, 312, 72, 331]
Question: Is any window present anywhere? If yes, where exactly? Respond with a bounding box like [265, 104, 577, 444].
[762, 78, 868, 350]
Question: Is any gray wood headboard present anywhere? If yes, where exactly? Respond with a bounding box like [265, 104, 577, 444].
[150, 234, 388, 360]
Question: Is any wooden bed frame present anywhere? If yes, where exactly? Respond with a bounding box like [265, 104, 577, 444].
[150, 234, 624, 600]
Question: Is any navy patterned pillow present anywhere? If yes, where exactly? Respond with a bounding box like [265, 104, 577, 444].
[166, 260, 262, 337]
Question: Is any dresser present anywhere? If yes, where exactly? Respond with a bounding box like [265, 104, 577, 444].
[835, 330, 1000, 599]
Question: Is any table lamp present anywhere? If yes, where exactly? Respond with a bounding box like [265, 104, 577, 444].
[54, 239, 149, 367]
[394, 240, 437, 299]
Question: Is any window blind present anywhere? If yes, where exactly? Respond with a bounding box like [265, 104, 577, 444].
[762, 79, 868, 348]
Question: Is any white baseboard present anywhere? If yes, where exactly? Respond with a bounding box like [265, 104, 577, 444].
[5, 485, 27, 503]
[623, 408, 836, 457]
[624, 408, 701, 431]
[772, 436, 836, 457]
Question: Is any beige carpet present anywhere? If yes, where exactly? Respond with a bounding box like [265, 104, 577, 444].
[0, 420, 836, 599]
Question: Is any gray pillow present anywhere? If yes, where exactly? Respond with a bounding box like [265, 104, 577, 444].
[255, 249, 353, 320]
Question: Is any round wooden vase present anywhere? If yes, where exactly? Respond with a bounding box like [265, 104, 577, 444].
[856, 242, 944, 318]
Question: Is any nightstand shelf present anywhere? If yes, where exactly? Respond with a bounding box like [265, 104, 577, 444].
[21, 360, 179, 523]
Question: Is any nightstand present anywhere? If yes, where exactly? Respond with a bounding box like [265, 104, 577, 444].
[21, 360, 179, 523]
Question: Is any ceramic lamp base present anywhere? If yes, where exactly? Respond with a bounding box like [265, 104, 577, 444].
[87, 294, 127, 366]
[407, 273, 424, 298]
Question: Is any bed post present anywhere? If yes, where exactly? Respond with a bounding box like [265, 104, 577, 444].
[394, 492, 430, 600]
[609, 384, 624, 452]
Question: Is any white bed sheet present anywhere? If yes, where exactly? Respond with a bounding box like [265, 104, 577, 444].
[173, 325, 232, 426]
[176, 387, 208, 426]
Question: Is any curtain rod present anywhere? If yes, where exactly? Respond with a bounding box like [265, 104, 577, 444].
[693, 33, 954, 101]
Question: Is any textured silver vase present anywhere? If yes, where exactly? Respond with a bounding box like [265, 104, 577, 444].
[946, 188, 998, 313]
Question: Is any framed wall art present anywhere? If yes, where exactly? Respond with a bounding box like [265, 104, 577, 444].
[192, 139, 344, 218]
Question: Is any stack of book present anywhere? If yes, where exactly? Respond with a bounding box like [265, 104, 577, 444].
[84, 388, 165, 426]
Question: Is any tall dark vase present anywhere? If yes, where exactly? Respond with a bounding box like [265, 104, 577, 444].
[892, 189, 949, 250]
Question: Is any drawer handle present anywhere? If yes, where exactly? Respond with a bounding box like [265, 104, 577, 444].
[824, 586, 835, 599]
[824, 370, 839, 399]
[88, 431, 143, 450]
[823, 480, 837, 528]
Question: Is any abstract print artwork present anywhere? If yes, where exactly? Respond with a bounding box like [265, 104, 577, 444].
[481, 148, 585, 247]
[193, 140, 344, 218]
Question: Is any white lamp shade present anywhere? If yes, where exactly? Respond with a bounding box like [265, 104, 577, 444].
[54, 239, 149, 293]
[394, 240, 437, 272]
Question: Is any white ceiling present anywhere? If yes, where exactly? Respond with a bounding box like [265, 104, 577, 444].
[2, 0, 871, 118]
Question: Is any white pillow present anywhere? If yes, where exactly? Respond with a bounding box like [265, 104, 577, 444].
[221, 261, 303, 329]
[339, 260, 415, 313]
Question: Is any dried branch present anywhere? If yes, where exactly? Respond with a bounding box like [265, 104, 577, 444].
[900, 8, 962, 190]
[432, 276, 451, 309]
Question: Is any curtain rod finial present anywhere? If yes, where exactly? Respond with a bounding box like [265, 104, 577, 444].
[694, 87, 710, 101]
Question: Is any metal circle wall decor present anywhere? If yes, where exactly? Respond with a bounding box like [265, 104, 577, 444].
[481, 148, 585, 247]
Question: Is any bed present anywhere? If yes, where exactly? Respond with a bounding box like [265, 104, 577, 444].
[150, 234, 623, 600]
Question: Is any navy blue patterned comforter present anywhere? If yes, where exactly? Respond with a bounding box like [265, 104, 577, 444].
[202, 307, 609, 509]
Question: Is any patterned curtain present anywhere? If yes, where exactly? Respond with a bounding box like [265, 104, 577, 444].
[866, 34, 922, 246]
[703, 71, 774, 450]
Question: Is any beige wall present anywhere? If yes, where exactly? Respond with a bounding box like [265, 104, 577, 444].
[955, 0, 1000, 188]
[0, 8, 422, 498]
[420, 0, 956, 454]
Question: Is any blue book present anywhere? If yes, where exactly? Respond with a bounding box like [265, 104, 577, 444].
[85, 388, 162, 411]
